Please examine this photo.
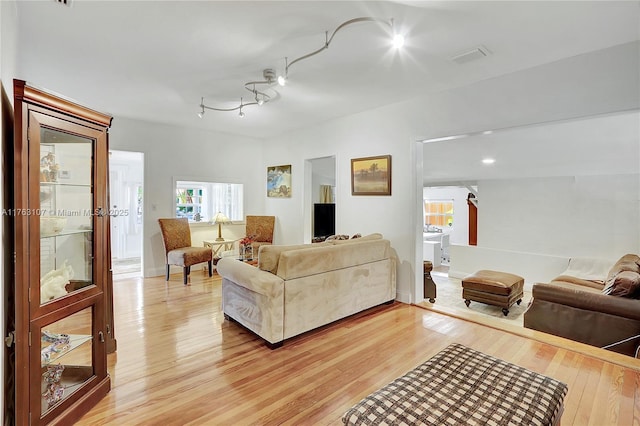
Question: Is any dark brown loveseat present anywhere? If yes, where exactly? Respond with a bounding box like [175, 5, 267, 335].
[524, 254, 640, 357]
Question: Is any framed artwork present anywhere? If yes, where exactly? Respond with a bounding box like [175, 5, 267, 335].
[351, 155, 392, 196]
[267, 164, 292, 197]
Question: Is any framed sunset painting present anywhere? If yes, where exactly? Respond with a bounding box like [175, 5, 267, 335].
[351, 155, 391, 196]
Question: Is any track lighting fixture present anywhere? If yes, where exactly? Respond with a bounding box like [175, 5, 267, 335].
[198, 16, 404, 118]
[197, 99, 205, 118]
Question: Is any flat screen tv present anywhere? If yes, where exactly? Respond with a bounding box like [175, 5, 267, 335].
[313, 203, 335, 238]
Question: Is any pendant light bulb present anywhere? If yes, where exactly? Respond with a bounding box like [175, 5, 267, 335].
[277, 75, 287, 86]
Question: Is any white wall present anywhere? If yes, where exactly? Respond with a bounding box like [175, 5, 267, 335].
[262, 42, 640, 303]
[478, 175, 640, 258]
[108, 117, 264, 277]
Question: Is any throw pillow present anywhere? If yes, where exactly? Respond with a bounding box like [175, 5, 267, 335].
[325, 234, 349, 241]
[602, 270, 640, 298]
[607, 254, 640, 278]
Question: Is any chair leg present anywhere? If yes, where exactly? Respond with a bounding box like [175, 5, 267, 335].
[183, 267, 189, 285]
[208, 260, 212, 277]
[166, 265, 170, 281]
[187, 266, 191, 275]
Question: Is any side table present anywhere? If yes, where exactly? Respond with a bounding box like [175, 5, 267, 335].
[203, 239, 238, 263]
[423, 261, 437, 303]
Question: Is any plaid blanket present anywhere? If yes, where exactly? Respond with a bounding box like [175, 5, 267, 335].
[342, 343, 567, 426]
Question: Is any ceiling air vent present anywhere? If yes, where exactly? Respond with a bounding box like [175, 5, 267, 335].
[53, 0, 73, 6]
[450, 46, 490, 64]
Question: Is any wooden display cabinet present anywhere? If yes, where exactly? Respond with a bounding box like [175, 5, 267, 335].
[11, 80, 114, 425]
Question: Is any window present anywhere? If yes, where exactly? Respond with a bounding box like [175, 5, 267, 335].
[175, 180, 243, 223]
[424, 199, 453, 227]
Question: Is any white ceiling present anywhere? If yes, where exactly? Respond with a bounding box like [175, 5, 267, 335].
[14, 1, 640, 139]
[422, 110, 640, 186]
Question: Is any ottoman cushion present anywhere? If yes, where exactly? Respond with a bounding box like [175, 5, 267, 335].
[462, 270, 524, 295]
[342, 343, 567, 426]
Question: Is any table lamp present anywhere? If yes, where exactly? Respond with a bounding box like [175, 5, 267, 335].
[213, 212, 230, 241]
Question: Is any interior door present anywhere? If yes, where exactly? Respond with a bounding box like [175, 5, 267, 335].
[108, 168, 124, 259]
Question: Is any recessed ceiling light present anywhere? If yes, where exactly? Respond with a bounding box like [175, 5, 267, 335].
[482, 158, 495, 165]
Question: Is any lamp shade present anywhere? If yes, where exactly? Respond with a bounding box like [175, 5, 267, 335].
[213, 212, 230, 224]
[212, 212, 230, 241]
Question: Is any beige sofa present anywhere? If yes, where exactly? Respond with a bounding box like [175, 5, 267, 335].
[524, 254, 640, 356]
[216, 234, 396, 348]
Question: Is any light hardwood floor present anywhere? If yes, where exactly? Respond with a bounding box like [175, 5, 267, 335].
[77, 271, 640, 425]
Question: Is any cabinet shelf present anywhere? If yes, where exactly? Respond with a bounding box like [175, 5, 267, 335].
[41, 365, 93, 413]
[41, 229, 92, 239]
[41, 334, 92, 367]
[40, 182, 92, 188]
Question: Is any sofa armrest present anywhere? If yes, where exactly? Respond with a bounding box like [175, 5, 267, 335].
[217, 257, 284, 298]
[532, 283, 640, 321]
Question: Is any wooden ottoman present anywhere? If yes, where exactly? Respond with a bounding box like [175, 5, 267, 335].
[342, 343, 567, 426]
[462, 270, 524, 316]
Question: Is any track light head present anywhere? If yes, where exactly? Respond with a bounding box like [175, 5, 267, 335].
[390, 18, 404, 49]
[197, 99, 205, 118]
[393, 33, 405, 48]
[239, 99, 245, 117]
[263, 68, 276, 83]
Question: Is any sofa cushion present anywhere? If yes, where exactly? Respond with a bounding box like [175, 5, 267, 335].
[258, 243, 327, 274]
[276, 239, 391, 280]
[560, 257, 614, 283]
[551, 275, 605, 290]
[602, 271, 640, 298]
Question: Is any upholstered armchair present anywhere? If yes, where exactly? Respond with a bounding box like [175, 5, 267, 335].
[245, 215, 275, 252]
[158, 218, 213, 285]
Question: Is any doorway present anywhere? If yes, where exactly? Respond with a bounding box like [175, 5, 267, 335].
[109, 150, 144, 277]
[303, 156, 336, 243]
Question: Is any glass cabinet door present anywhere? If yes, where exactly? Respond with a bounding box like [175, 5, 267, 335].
[38, 307, 94, 417]
[38, 128, 95, 306]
